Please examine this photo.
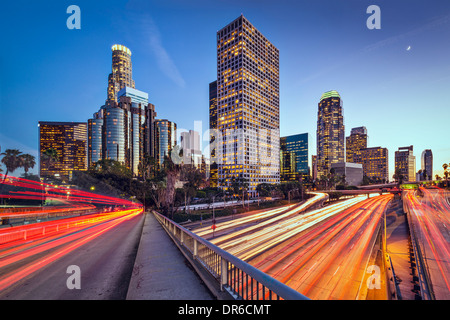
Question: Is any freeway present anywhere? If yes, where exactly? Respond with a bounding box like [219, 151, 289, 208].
[250, 194, 392, 299]
[192, 192, 392, 299]
[404, 188, 450, 300]
[0, 208, 143, 299]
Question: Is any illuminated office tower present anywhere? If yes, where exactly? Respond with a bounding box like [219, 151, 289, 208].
[312, 155, 318, 181]
[216, 15, 280, 196]
[316, 90, 345, 178]
[87, 117, 103, 167]
[346, 126, 368, 163]
[39, 121, 87, 182]
[145, 103, 157, 160]
[155, 119, 177, 166]
[421, 149, 433, 181]
[395, 146, 416, 182]
[89, 45, 156, 177]
[209, 80, 218, 187]
[107, 44, 135, 102]
[361, 147, 389, 183]
[280, 133, 309, 182]
[117, 87, 149, 175]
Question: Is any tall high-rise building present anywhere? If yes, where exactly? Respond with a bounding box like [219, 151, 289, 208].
[312, 155, 318, 181]
[361, 147, 389, 183]
[107, 44, 135, 102]
[87, 117, 103, 168]
[39, 121, 87, 182]
[180, 130, 202, 168]
[145, 103, 157, 160]
[395, 146, 416, 182]
[280, 133, 309, 182]
[317, 90, 345, 178]
[346, 126, 368, 163]
[216, 15, 280, 196]
[421, 149, 433, 181]
[155, 119, 177, 166]
[209, 80, 218, 187]
[88, 45, 156, 177]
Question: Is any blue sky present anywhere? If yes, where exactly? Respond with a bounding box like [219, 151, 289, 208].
[1, 0, 449, 178]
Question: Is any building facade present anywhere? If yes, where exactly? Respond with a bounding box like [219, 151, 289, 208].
[421, 149, 433, 181]
[39, 121, 87, 182]
[107, 44, 135, 102]
[180, 130, 202, 168]
[216, 15, 280, 196]
[331, 162, 363, 186]
[346, 126, 368, 163]
[209, 80, 218, 187]
[280, 133, 309, 182]
[395, 146, 416, 182]
[361, 147, 389, 183]
[88, 45, 157, 177]
[317, 90, 345, 178]
[155, 119, 177, 166]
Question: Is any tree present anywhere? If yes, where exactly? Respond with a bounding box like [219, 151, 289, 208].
[443, 163, 448, 187]
[161, 153, 181, 217]
[20, 154, 36, 177]
[1, 149, 23, 183]
[393, 168, 404, 185]
[230, 176, 249, 208]
[41, 148, 59, 179]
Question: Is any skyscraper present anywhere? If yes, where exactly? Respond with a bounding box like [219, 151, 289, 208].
[87, 117, 103, 167]
[216, 15, 280, 196]
[155, 119, 177, 166]
[346, 126, 368, 163]
[395, 146, 416, 182]
[280, 133, 309, 182]
[209, 80, 218, 187]
[317, 90, 345, 178]
[107, 44, 135, 102]
[39, 121, 87, 182]
[88, 45, 154, 177]
[361, 147, 389, 183]
[421, 149, 433, 181]
[180, 130, 202, 168]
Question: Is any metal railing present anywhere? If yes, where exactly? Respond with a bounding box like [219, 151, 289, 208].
[153, 211, 309, 300]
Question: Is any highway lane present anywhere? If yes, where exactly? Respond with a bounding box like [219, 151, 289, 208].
[193, 192, 328, 240]
[205, 195, 370, 262]
[0, 209, 144, 299]
[405, 188, 450, 300]
[248, 194, 392, 300]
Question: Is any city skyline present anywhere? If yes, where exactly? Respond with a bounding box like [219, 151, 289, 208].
[1, 1, 450, 179]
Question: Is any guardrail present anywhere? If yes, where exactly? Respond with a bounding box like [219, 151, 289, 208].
[153, 211, 309, 300]
[402, 191, 435, 300]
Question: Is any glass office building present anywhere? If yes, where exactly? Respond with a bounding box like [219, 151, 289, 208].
[108, 44, 135, 102]
[87, 118, 103, 167]
[156, 119, 177, 166]
[395, 146, 416, 182]
[88, 45, 155, 177]
[39, 121, 87, 182]
[361, 147, 389, 183]
[346, 126, 368, 163]
[317, 90, 345, 178]
[280, 133, 309, 182]
[216, 15, 280, 196]
[421, 149, 433, 181]
[209, 80, 218, 187]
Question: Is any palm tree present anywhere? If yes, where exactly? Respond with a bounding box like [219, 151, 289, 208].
[20, 154, 36, 177]
[443, 163, 449, 187]
[1, 149, 23, 183]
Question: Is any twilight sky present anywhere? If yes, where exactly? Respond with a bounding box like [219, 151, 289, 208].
[1, 0, 449, 178]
